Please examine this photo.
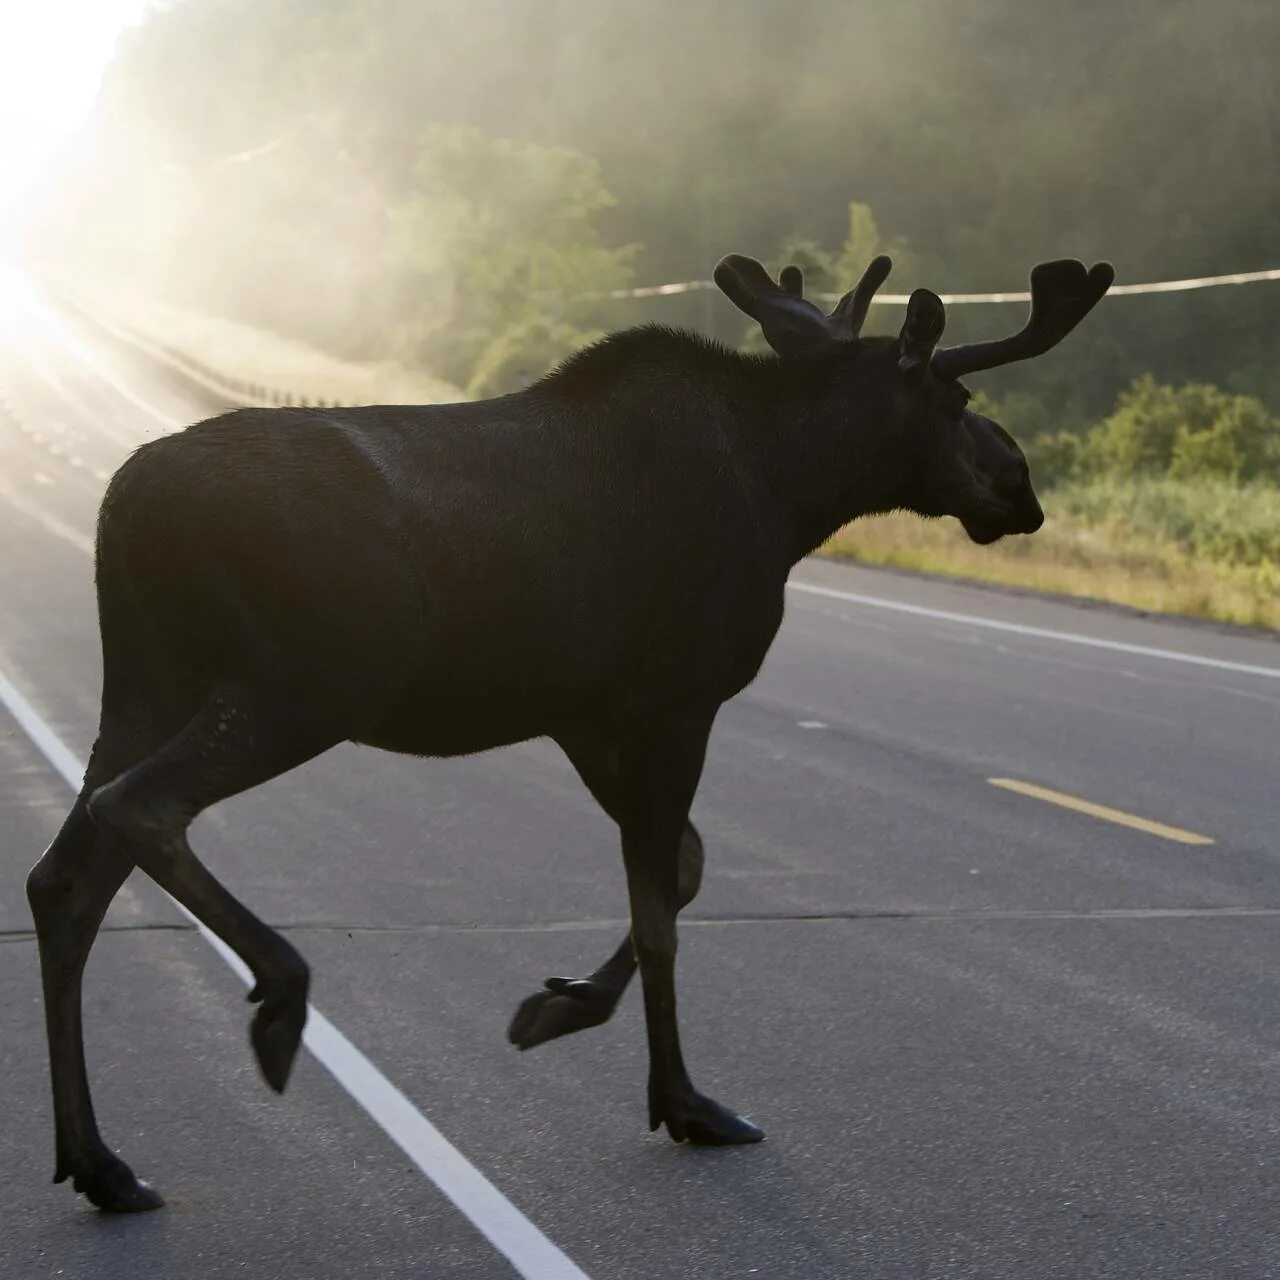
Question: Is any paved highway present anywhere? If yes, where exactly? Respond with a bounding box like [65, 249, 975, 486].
[1, 269, 1277, 1278]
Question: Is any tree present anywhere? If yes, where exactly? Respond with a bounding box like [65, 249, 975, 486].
[52, 0, 1280, 411]
[1082, 376, 1279, 481]
[741, 201, 911, 352]
[392, 124, 636, 395]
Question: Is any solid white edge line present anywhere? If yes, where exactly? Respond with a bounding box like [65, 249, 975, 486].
[0, 671, 590, 1280]
[0, 670, 86, 790]
[14, 278, 189, 433]
[785, 580, 1280, 681]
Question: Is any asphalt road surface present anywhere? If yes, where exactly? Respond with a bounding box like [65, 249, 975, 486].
[1, 267, 1277, 1279]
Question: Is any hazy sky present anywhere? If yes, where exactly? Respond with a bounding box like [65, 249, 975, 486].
[0, 0, 152, 228]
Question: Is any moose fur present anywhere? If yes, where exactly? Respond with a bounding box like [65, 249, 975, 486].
[26, 252, 1112, 1210]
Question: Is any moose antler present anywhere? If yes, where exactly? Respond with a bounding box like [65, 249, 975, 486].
[930, 259, 1115, 382]
[831, 255, 893, 338]
[713, 253, 893, 358]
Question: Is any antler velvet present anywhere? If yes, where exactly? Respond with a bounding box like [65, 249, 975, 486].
[930, 259, 1115, 381]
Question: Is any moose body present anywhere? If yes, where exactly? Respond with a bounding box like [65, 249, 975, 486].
[105, 344, 790, 755]
[27, 252, 1112, 1212]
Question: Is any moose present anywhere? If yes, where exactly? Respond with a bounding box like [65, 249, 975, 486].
[27, 250, 1112, 1211]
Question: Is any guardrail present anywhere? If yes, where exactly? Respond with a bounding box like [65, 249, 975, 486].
[42, 277, 462, 412]
[49, 282, 343, 410]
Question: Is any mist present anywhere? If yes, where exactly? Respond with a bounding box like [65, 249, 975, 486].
[17, 0, 1277, 412]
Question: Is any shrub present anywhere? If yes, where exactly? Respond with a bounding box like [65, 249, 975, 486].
[1081, 375, 1279, 481]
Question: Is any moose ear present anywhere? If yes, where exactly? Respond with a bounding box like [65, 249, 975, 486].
[896, 289, 947, 375]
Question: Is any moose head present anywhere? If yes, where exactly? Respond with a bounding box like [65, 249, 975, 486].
[714, 252, 1115, 546]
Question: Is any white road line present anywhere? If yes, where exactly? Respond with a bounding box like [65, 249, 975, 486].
[0, 671, 590, 1280]
[7, 329, 152, 450]
[786, 580, 1280, 681]
[15, 281, 188, 433]
[0, 472, 95, 555]
[0, 670, 86, 789]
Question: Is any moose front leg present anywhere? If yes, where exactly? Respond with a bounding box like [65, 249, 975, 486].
[618, 718, 763, 1146]
[507, 819, 704, 1051]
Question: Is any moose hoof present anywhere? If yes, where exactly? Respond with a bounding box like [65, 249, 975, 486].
[59, 1154, 165, 1213]
[248, 981, 308, 1093]
[507, 977, 616, 1051]
[653, 1092, 765, 1146]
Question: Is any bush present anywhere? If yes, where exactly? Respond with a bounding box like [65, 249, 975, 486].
[1025, 430, 1084, 486]
[1080, 375, 1279, 481]
[1050, 477, 1280, 578]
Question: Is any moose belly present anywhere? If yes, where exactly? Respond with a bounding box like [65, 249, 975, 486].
[352, 656, 604, 758]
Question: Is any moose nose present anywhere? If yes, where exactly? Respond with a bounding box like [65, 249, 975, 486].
[1020, 497, 1044, 534]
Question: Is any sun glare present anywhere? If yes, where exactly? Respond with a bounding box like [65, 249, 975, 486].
[0, 1, 152, 233]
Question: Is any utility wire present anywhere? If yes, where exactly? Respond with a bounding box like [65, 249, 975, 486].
[601, 265, 1280, 305]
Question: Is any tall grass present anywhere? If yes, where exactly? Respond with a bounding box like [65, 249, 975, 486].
[1051, 478, 1280, 574]
[825, 479, 1280, 630]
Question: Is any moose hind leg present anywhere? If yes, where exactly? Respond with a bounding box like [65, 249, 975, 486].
[508, 820, 704, 1051]
[27, 794, 162, 1212]
[88, 684, 343, 1095]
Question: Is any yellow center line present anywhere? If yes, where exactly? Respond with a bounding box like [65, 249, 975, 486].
[987, 778, 1215, 845]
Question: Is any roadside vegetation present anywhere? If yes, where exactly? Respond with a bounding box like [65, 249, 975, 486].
[828, 486, 1280, 630]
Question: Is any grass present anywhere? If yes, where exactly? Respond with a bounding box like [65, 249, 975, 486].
[825, 479, 1280, 631]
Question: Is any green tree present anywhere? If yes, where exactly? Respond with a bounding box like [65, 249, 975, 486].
[772, 235, 837, 294]
[1083, 376, 1279, 481]
[1025, 431, 1084, 486]
[742, 201, 911, 352]
[58, 0, 1280, 411]
[1168, 394, 1279, 481]
[833, 202, 913, 298]
[393, 124, 636, 395]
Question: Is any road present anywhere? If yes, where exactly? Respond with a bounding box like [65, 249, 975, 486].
[1, 267, 1277, 1279]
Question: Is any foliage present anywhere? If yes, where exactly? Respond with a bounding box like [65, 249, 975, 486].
[1024, 431, 1085, 488]
[1049, 477, 1280, 575]
[391, 124, 635, 395]
[41, 0, 1280, 413]
[742, 201, 911, 352]
[1078, 376, 1278, 481]
[826, 478, 1280, 629]
[1013, 376, 1280, 486]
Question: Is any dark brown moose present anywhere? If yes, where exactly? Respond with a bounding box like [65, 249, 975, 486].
[27, 251, 1113, 1210]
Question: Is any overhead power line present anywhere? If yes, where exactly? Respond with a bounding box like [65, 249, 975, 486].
[602, 265, 1280, 305]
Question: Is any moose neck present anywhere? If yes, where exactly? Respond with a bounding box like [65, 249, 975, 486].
[739, 352, 906, 565]
[537, 328, 908, 568]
